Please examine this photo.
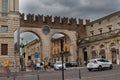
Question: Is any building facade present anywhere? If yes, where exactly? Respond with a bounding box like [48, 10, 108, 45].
[1, 0, 120, 71]
[51, 36, 70, 63]
[0, 0, 19, 71]
[20, 14, 85, 64]
[23, 39, 42, 65]
[79, 11, 120, 65]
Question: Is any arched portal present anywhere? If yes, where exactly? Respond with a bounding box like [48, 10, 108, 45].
[110, 43, 117, 64]
[20, 31, 42, 66]
[99, 45, 106, 58]
[50, 31, 77, 62]
[20, 14, 79, 63]
[82, 48, 88, 65]
[51, 33, 71, 63]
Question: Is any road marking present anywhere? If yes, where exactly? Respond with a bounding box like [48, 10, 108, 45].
[65, 78, 79, 80]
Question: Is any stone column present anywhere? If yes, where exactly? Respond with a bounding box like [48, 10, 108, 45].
[41, 35, 51, 61]
[79, 47, 84, 65]
[10, 0, 14, 11]
[116, 39, 119, 65]
[69, 39, 77, 62]
[15, 0, 19, 12]
[104, 42, 109, 60]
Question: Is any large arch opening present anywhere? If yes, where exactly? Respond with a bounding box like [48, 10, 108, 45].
[50, 33, 71, 63]
[110, 43, 117, 64]
[20, 31, 42, 69]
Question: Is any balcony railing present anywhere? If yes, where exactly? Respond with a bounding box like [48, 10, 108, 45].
[79, 29, 120, 43]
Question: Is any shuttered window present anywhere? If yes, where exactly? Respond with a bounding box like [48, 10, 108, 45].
[1, 44, 8, 55]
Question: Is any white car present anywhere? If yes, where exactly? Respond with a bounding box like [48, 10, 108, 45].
[87, 58, 113, 71]
[54, 61, 66, 70]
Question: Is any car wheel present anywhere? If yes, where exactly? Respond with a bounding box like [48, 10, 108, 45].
[88, 69, 92, 71]
[109, 65, 113, 69]
[98, 65, 102, 71]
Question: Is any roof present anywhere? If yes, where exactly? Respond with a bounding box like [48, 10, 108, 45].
[88, 10, 120, 25]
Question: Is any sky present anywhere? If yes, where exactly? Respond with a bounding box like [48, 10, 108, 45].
[19, 0, 120, 43]
[19, 0, 120, 21]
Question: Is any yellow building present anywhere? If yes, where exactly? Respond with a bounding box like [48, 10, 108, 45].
[0, 0, 19, 71]
[23, 39, 42, 65]
[51, 36, 70, 63]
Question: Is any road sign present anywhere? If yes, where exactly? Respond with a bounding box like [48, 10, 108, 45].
[34, 52, 39, 58]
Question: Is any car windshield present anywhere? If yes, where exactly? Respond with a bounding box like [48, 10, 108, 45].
[89, 60, 96, 63]
[55, 61, 62, 64]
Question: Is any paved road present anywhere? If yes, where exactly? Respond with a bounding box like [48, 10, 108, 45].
[0, 65, 120, 80]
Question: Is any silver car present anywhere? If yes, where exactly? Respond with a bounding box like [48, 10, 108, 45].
[54, 61, 66, 70]
[87, 58, 113, 71]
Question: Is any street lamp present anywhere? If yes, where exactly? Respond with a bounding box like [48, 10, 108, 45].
[60, 39, 64, 80]
[20, 37, 25, 71]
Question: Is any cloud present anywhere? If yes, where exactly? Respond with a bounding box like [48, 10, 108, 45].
[19, 0, 120, 42]
[19, 0, 120, 20]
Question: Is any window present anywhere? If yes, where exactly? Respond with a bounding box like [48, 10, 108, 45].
[99, 21, 101, 24]
[1, 26, 8, 33]
[100, 29, 102, 34]
[1, 44, 8, 55]
[109, 27, 112, 32]
[2, 0, 8, 13]
[117, 22, 120, 26]
[91, 24, 93, 27]
[98, 28, 102, 34]
[107, 25, 112, 32]
[90, 31, 94, 36]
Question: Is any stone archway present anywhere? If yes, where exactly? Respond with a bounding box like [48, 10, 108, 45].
[99, 45, 106, 58]
[82, 48, 88, 65]
[50, 31, 77, 62]
[19, 14, 81, 62]
[110, 43, 117, 64]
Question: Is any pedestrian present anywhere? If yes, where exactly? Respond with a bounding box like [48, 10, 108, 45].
[40, 62, 44, 71]
[36, 62, 40, 70]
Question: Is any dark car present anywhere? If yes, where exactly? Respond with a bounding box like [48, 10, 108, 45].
[50, 62, 54, 68]
[66, 61, 78, 67]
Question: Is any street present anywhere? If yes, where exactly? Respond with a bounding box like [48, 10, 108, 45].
[0, 65, 120, 80]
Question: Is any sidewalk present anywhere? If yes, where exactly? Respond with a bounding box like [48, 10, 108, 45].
[0, 66, 86, 77]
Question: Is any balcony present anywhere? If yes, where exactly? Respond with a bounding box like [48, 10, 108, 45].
[79, 29, 120, 44]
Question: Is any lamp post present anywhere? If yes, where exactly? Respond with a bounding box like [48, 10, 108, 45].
[20, 37, 25, 71]
[60, 39, 64, 80]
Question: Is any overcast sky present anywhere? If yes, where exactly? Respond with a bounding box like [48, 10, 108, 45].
[19, 0, 120, 43]
[19, 0, 120, 21]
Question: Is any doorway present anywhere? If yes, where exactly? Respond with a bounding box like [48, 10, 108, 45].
[83, 48, 88, 65]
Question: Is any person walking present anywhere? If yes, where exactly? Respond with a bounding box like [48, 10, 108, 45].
[36, 61, 40, 71]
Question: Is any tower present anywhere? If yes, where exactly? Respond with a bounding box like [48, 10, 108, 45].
[0, 0, 19, 13]
[0, 0, 20, 72]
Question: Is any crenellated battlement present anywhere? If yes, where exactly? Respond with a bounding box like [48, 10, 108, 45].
[20, 13, 87, 31]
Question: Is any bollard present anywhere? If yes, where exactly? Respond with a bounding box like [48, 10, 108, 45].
[79, 69, 81, 80]
[37, 71, 39, 80]
[6, 69, 11, 78]
[13, 72, 16, 80]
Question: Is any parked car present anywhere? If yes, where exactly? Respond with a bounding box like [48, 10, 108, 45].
[54, 61, 66, 70]
[50, 62, 54, 68]
[66, 61, 78, 67]
[87, 58, 113, 71]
